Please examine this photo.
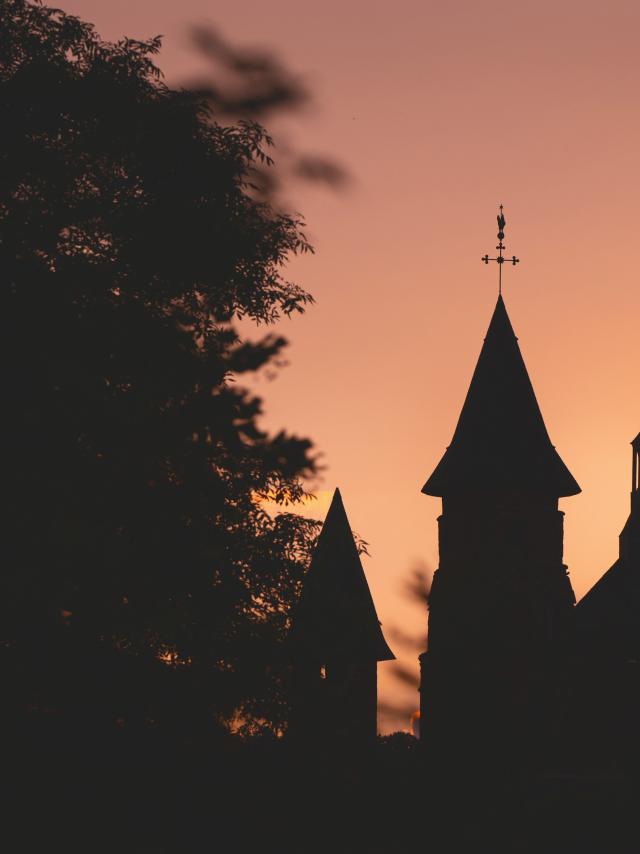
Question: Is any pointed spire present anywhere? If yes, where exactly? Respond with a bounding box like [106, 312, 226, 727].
[422, 296, 580, 497]
[294, 489, 394, 661]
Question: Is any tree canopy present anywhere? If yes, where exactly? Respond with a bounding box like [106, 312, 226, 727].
[1, 0, 320, 740]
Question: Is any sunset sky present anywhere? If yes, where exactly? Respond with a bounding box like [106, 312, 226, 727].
[64, 0, 639, 732]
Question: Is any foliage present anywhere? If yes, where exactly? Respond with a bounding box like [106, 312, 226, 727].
[0, 0, 320, 736]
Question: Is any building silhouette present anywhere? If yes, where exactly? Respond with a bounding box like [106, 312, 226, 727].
[418, 295, 580, 763]
[576, 433, 640, 651]
[286, 221, 636, 781]
[290, 488, 394, 746]
[572, 434, 640, 769]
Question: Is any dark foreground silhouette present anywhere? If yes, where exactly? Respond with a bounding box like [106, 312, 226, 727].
[3, 726, 640, 854]
[3, 433, 639, 853]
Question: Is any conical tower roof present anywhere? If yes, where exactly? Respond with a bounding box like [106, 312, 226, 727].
[293, 489, 394, 661]
[423, 296, 580, 497]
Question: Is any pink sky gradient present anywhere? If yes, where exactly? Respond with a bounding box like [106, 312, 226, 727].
[62, 0, 640, 731]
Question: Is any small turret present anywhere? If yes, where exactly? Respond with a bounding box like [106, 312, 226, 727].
[290, 489, 394, 746]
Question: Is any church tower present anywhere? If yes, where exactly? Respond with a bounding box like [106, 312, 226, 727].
[418, 213, 580, 763]
[290, 489, 394, 747]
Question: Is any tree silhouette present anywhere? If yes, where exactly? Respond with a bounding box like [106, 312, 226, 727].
[0, 0, 321, 742]
[377, 563, 430, 733]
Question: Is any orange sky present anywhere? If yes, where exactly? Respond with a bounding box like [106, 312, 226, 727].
[63, 0, 639, 732]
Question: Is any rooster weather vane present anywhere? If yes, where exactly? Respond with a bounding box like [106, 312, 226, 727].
[482, 204, 520, 296]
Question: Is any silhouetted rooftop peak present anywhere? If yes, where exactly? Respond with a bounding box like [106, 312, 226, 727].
[292, 488, 394, 661]
[576, 432, 640, 645]
[485, 294, 516, 339]
[422, 296, 581, 498]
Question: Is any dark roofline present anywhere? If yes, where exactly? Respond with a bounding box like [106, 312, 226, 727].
[293, 488, 395, 662]
[422, 296, 580, 498]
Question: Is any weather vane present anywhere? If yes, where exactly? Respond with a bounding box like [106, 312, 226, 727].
[482, 204, 520, 296]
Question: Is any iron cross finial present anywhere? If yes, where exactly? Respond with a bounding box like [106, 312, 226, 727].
[481, 204, 520, 296]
